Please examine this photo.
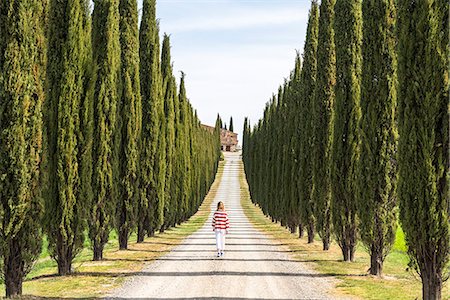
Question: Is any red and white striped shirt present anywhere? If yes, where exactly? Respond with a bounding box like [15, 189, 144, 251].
[212, 211, 230, 230]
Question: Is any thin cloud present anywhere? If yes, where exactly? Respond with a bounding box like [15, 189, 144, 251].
[164, 7, 308, 33]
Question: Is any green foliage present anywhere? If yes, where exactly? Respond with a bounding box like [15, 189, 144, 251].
[116, 0, 142, 249]
[45, 0, 92, 274]
[397, 1, 449, 298]
[161, 34, 177, 230]
[229, 116, 234, 132]
[138, 0, 163, 239]
[311, 0, 336, 250]
[0, 0, 47, 296]
[330, 0, 362, 262]
[357, 0, 397, 275]
[297, 0, 319, 242]
[90, 0, 121, 261]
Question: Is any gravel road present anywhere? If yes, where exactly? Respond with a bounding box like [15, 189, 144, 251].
[110, 152, 344, 300]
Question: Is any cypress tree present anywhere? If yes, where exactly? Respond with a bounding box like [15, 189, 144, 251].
[0, 0, 46, 296]
[288, 54, 303, 237]
[138, 0, 162, 241]
[311, 0, 336, 251]
[160, 34, 176, 232]
[397, 1, 449, 298]
[153, 64, 167, 233]
[330, 0, 362, 262]
[357, 0, 397, 276]
[178, 73, 191, 222]
[298, 0, 319, 244]
[45, 0, 92, 275]
[229, 116, 234, 132]
[242, 117, 249, 161]
[172, 77, 181, 226]
[90, 0, 121, 261]
[117, 0, 141, 250]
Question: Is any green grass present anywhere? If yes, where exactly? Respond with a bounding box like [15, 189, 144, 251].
[0, 162, 224, 299]
[392, 226, 407, 252]
[237, 161, 449, 300]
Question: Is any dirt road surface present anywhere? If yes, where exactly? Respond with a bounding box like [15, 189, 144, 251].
[110, 152, 344, 300]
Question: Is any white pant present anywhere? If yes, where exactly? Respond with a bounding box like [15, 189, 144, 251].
[215, 229, 227, 251]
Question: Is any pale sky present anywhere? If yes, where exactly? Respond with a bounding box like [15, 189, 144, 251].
[123, 0, 310, 142]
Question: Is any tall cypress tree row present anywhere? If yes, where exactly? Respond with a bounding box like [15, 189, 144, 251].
[45, 0, 92, 274]
[330, 0, 362, 262]
[397, 1, 449, 298]
[229, 116, 234, 132]
[90, 0, 121, 261]
[160, 34, 176, 232]
[311, 0, 336, 251]
[116, 0, 141, 250]
[0, 0, 46, 296]
[138, 0, 162, 241]
[297, 0, 319, 244]
[357, 0, 397, 276]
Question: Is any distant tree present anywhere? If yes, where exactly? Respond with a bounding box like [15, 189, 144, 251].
[397, 1, 449, 298]
[311, 0, 336, 251]
[330, 0, 362, 262]
[224, 123, 227, 130]
[0, 0, 46, 296]
[45, 0, 92, 274]
[90, 0, 121, 261]
[229, 117, 234, 132]
[357, 0, 397, 276]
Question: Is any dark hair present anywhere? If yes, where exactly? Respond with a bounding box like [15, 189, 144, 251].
[217, 201, 224, 211]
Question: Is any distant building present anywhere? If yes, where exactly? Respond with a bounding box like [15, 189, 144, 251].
[220, 129, 238, 152]
[201, 124, 238, 152]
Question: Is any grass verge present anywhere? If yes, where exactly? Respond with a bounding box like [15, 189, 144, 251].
[237, 160, 449, 300]
[0, 161, 224, 299]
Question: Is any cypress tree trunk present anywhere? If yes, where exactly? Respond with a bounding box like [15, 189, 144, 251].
[90, 0, 121, 261]
[369, 242, 383, 276]
[311, 0, 336, 252]
[45, 0, 92, 274]
[307, 221, 315, 244]
[137, 215, 148, 242]
[298, 224, 304, 238]
[4, 238, 24, 297]
[117, 0, 142, 251]
[397, 0, 449, 299]
[357, 0, 397, 276]
[331, 0, 362, 262]
[0, 0, 46, 296]
[93, 240, 104, 261]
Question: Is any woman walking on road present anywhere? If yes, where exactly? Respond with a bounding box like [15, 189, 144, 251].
[212, 201, 230, 257]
